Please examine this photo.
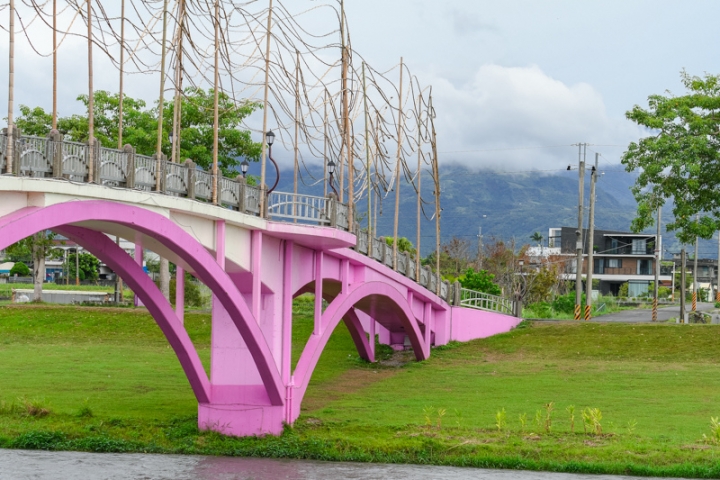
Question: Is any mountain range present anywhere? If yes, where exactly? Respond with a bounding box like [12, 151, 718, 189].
[273, 164, 717, 259]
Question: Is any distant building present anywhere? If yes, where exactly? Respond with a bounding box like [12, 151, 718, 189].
[551, 227, 671, 297]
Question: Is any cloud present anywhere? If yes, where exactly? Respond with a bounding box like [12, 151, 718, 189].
[428, 64, 641, 171]
[449, 9, 496, 36]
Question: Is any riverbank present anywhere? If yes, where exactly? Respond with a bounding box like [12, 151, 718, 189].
[1, 303, 720, 477]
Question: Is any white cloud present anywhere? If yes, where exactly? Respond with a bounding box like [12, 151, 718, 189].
[427, 64, 641, 171]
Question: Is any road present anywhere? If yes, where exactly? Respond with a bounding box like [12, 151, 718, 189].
[592, 302, 716, 323]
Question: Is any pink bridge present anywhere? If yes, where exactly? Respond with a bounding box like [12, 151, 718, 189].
[0, 174, 519, 437]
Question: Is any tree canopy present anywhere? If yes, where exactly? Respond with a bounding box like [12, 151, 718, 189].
[622, 71, 720, 243]
[15, 88, 262, 176]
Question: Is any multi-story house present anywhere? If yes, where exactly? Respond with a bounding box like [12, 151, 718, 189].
[549, 227, 671, 297]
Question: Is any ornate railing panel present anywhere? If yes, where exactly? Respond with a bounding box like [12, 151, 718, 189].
[406, 256, 416, 280]
[397, 252, 408, 275]
[356, 231, 369, 255]
[17, 136, 52, 178]
[99, 147, 129, 187]
[459, 288, 513, 315]
[335, 203, 349, 230]
[195, 170, 213, 202]
[268, 192, 330, 225]
[164, 161, 189, 196]
[134, 154, 157, 191]
[220, 177, 240, 209]
[244, 184, 261, 215]
[61, 140, 89, 181]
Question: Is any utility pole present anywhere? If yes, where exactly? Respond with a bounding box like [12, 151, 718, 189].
[574, 143, 586, 320]
[680, 248, 686, 323]
[717, 232, 720, 302]
[477, 226, 483, 270]
[584, 153, 598, 321]
[6, 0, 15, 173]
[692, 216, 699, 310]
[653, 205, 661, 321]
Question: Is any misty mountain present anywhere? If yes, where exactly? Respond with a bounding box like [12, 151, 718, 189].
[273, 164, 717, 259]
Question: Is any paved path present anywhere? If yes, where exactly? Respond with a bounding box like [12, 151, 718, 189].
[592, 302, 716, 323]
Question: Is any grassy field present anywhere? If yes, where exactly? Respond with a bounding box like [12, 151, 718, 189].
[2, 303, 720, 476]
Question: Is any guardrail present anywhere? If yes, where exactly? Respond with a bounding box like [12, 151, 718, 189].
[459, 288, 514, 315]
[0, 129, 514, 310]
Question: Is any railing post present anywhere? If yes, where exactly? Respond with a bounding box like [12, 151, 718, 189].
[49, 129, 63, 178]
[125, 144, 136, 189]
[236, 175, 246, 212]
[153, 153, 167, 193]
[453, 281, 461, 306]
[185, 159, 195, 199]
[88, 136, 100, 183]
[327, 193, 338, 228]
[12, 127, 23, 175]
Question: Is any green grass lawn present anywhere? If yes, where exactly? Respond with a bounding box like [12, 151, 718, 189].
[3, 304, 720, 476]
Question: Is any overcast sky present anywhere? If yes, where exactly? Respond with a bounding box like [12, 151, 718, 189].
[1, 1, 719, 172]
[343, 0, 720, 170]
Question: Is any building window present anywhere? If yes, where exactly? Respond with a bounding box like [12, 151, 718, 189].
[594, 258, 605, 274]
[628, 281, 650, 297]
[607, 258, 622, 269]
[610, 238, 619, 254]
[632, 238, 647, 255]
[637, 259, 651, 275]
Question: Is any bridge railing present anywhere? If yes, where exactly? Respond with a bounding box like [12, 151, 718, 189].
[458, 288, 514, 315]
[1, 130, 515, 310]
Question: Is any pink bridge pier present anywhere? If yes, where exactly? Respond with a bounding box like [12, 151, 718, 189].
[0, 134, 520, 436]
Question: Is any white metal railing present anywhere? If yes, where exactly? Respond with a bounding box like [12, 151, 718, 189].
[459, 288, 513, 315]
[267, 191, 331, 225]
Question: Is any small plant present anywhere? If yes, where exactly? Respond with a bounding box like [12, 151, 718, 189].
[566, 405, 575, 433]
[77, 399, 94, 418]
[436, 408, 446, 430]
[703, 417, 720, 444]
[495, 408, 506, 431]
[422, 406, 435, 427]
[544, 402, 554, 433]
[453, 409, 463, 428]
[582, 407, 602, 435]
[518, 413, 527, 433]
[20, 397, 51, 418]
[626, 419, 637, 435]
[535, 409, 543, 430]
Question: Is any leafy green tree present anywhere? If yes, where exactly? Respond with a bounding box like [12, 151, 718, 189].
[9, 262, 30, 277]
[622, 71, 720, 243]
[15, 88, 262, 175]
[5, 233, 64, 300]
[530, 231, 544, 247]
[66, 252, 100, 282]
[458, 268, 501, 296]
[385, 236, 416, 257]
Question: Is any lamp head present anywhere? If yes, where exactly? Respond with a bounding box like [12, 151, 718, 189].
[169, 131, 174, 144]
[266, 130, 275, 146]
[327, 159, 336, 175]
[240, 160, 249, 175]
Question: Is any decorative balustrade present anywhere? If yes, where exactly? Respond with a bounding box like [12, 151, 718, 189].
[459, 288, 514, 315]
[267, 192, 331, 225]
[0, 130, 519, 309]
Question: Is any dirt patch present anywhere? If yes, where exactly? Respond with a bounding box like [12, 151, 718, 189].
[377, 350, 415, 368]
[302, 367, 399, 412]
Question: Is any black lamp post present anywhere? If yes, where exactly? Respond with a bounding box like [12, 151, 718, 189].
[327, 159, 338, 196]
[240, 160, 249, 178]
[266, 130, 279, 194]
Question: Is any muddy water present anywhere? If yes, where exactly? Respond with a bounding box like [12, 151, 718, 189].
[0, 449, 687, 480]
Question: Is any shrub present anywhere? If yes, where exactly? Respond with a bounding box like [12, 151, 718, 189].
[169, 273, 205, 308]
[458, 268, 501, 296]
[9, 262, 30, 277]
[618, 282, 629, 298]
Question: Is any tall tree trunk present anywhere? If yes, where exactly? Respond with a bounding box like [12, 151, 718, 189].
[32, 232, 45, 302]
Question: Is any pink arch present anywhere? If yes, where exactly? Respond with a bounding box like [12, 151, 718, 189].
[291, 281, 427, 420]
[56, 225, 210, 403]
[0, 201, 284, 405]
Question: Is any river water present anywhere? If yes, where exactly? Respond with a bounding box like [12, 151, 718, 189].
[0, 449, 688, 480]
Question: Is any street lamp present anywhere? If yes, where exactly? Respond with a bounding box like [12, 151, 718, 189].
[327, 159, 338, 196]
[266, 130, 279, 194]
[240, 160, 249, 178]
